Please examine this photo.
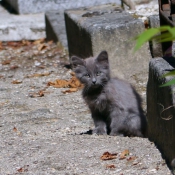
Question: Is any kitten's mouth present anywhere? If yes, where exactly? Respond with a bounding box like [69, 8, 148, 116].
[91, 84, 101, 88]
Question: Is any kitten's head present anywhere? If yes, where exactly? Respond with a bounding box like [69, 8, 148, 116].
[70, 51, 110, 89]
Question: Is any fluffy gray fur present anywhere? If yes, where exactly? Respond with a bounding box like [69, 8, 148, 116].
[70, 51, 147, 137]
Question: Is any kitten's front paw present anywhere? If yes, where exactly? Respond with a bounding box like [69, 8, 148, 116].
[93, 127, 107, 135]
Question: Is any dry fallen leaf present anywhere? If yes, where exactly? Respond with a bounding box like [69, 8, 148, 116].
[48, 79, 69, 88]
[119, 149, 129, 160]
[36, 65, 46, 69]
[13, 127, 22, 136]
[7, 41, 20, 47]
[62, 88, 78, 94]
[47, 40, 53, 45]
[0, 41, 3, 50]
[69, 76, 82, 88]
[17, 165, 29, 172]
[29, 90, 45, 98]
[13, 127, 17, 132]
[1, 60, 11, 65]
[11, 80, 22, 84]
[33, 38, 45, 45]
[22, 40, 31, 46]
[10, 65, 19, 70]
[127, 156, 136, 162]
[17, 168, 23, 173]
[100, 152, 118, 161]
[47, 72, 83, 93]
[132, 161, 140, 166]
[7, 41, 29, 49]
[106, 164, 116, 169]
[26, 72, 50, 78]
[38, 43, 47, 51]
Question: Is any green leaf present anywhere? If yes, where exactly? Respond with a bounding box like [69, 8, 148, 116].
[162, 70, 175, 77]
[134, 25, 175, 87]
[160, 79, 175, 87]
[134, 26, 175, 51]
[166, 27, 175, 37]
[159, 26, 171, 32]
[134, 28, 160, 51]
[153, 33, 173, 43]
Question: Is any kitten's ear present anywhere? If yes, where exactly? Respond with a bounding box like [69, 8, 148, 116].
[96, 51, 108, 63]
[70, 56, 85, 68]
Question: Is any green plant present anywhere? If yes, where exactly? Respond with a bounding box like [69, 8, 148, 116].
[134, 26, 175, 51]
[134, 26, 175, 87]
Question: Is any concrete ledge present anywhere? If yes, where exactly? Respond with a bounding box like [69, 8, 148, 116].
[147, 57, 175, 166]
[5, 0, 120, 14]
[0, 13, 45, 41]
[65, 4, 151, 83]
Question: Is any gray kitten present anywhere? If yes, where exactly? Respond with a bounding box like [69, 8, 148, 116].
[70, 51, 147, 137]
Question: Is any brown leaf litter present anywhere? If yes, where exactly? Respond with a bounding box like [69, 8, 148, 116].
[47, 72, 83, 93]
[100, 152, 118, 161]
[119, 149, 129, 160]
[25, 72, 51, 78]
[105, 164, 116, 169]
[11, 80, 22, 84]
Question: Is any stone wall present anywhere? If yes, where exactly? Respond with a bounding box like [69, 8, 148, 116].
[147, 57, 175, 166]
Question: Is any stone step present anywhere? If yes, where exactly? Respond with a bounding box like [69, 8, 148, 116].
[45, 11, 68, 49]
[0, 12, 45, 41]
[0, 1, 45, 41]
[4, 0, 121, 14]
[64, 4, 151, 84]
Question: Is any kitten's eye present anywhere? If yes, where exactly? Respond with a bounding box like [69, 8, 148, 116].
[96, 71, 101, 76]
[84, 74, 90, 77]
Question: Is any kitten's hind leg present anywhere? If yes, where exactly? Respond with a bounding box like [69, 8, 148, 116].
[131, 130, 143, 137]
[125, 114, 144, 137]
[110, 131, 124, 136]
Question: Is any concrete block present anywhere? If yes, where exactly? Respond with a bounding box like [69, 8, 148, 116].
[147, 57, 175, 166]
[65, 4, 151, 83]
[0, 13, 45, 41]
[148, 15, 163, 58]
[45, 11, 68, 49]
[5, 0, 121, 14]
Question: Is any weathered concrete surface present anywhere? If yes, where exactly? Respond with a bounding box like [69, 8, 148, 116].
[148, 15, 163, 58]
[0, 40, 171, 175]
[65, 4, 151, 84]
[0, 3, 45, 41]
[147, 57, 175, 166]
[5, 0, 121, 14]
[0, 13, 45, 41]
[4, 0, 155, 14]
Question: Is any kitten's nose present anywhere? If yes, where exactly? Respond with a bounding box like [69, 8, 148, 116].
[92, 78, 96, 84]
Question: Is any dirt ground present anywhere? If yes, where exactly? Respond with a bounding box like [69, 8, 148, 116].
[0, 40, 172, 174]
